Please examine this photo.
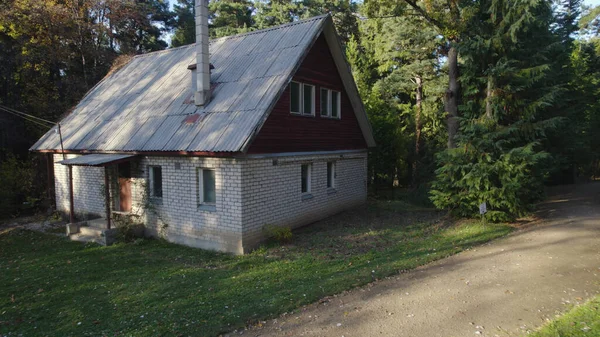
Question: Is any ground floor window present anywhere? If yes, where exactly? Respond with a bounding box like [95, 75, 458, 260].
[149, 166, 163, 198]
[327, 162, 336, 188]
[301, 164, 312, 194]
[197, 168, 216, 206]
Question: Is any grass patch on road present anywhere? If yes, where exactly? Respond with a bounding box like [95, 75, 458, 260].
[528, 295, 600, 337]
[0, 203, 513, 337]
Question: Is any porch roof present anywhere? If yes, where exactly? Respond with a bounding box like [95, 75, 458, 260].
[58, 154, 136, 167]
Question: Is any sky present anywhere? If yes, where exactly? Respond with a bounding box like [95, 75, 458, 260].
[585, 0, 600, 6]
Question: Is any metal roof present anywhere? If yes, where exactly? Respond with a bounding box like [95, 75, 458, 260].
[31, 14, 375, 154]
[58, 154, 137, 167]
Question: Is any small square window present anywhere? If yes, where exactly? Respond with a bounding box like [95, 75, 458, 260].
[197, 168, 216, 206]
[149, 166, 163, 198]
[320, 88, 341, 118]
[301, 164, 312, 194]
[290, 81, 315, 116]
[327, 162, 336, 189]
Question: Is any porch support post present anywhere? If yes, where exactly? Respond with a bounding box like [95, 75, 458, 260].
[68, 165, 75, 224]
[104, 166, 111, 230]
[46, 153, 55, 209]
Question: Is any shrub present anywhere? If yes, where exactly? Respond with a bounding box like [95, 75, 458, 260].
[262, 224, 293, 244]
[430, 121, 551, 222]
[0, 154, 35, 219]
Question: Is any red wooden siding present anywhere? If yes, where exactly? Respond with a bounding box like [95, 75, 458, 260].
[247, 34, 368, 154]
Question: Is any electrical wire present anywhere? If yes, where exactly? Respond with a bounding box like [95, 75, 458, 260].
[0, 106, 55, 129]
[0, 104, 57, 125]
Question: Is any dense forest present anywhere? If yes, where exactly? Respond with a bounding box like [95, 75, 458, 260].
[0, 0, 599, 221]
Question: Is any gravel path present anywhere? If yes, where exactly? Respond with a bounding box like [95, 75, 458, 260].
[236, 183, 600, 337]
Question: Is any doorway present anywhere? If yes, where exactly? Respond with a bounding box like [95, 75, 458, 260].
[118, 162, 132, 212]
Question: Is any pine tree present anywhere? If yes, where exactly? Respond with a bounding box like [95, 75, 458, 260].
[431, 0, 578, 221]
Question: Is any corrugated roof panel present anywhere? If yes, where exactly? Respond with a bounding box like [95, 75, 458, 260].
[102, 117, 148, 151]
[238, 51, 280, 81]
[216, 54, 258, 83]
[117, 49, 190, 120]
[70, 118, 104, 149]
[234, 77, 278, 111]
[88, 118, 130, 150]
[253, 26, 288, 53]
[232, 31, 265, 56]
[206, 81, 251, 112]
[256, 75, 288, 111]
[30, 15, 331, 153]
[274, 21, 314, 50]
[121, 116, 167, 151]
[215, 34, 245, 60]
[186, 112, 236, 151]
[264, 47, 303, 77]
[59, 154, 136, 166]
[142, 115, 187, 151]
[74, 118, 114, 150]
[135, 50, 194, 119]
[163, 114, 209, 151]
[60, 115, 96, 149]
[213, 110, 263, 151]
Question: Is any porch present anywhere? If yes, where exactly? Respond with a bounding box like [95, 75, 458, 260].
[58, 154, 139, 245]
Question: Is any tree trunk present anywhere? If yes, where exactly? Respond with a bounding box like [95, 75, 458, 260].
[445, 44, 460, 149]
[485, 74, 494, 120]
[412, 75, 423, 186]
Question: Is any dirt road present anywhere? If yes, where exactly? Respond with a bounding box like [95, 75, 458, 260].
[237, 184, 600, 337]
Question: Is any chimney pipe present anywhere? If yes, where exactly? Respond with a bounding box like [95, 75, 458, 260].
[195, 0, 211, 106]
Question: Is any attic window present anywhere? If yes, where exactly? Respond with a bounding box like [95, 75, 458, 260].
[290, 81, 315, 116]
[320, 88, 341, 119]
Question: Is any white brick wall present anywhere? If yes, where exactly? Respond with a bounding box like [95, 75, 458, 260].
[53, 151, 368, 254]
[53, 154, 106, 220]
[240, 151, 368, 249]
[133, 156, 244, 253]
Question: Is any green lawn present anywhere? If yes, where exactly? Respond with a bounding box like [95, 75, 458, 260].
[528, 296, 600, 337]
[0, 203, 513, 336]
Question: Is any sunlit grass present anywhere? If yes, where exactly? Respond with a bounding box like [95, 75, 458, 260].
[528, 296, 600, 337]
[0, 203, 513, 337]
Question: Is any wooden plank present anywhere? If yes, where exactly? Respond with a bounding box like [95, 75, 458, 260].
[248, 36, 368, 154]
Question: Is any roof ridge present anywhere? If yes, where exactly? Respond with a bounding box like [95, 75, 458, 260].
[210, 13, 330, 42]
[133, 14, 330, 59]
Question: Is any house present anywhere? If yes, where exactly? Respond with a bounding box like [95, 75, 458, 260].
[30, 2, 375, 254]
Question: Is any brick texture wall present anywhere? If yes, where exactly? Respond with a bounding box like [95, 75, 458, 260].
[240, 151, 368, 250]
[52, 151, 368, 254]
[133, 156, 244, 253]
[53, 154, 106, 220]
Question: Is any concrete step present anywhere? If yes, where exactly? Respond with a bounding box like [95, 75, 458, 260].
[86, 218, 109, 230]
[79, 226, 104, 236]
[70, 233, 104, 245]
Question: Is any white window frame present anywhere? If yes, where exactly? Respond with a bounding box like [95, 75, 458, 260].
[301, 163, 312, 194]
[327, 161, 336, 189]
[290, 81, 315, 116]
[149, 166, 163, 199]
[320, 88, 341, 119]
[197, 168, 216, 206]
